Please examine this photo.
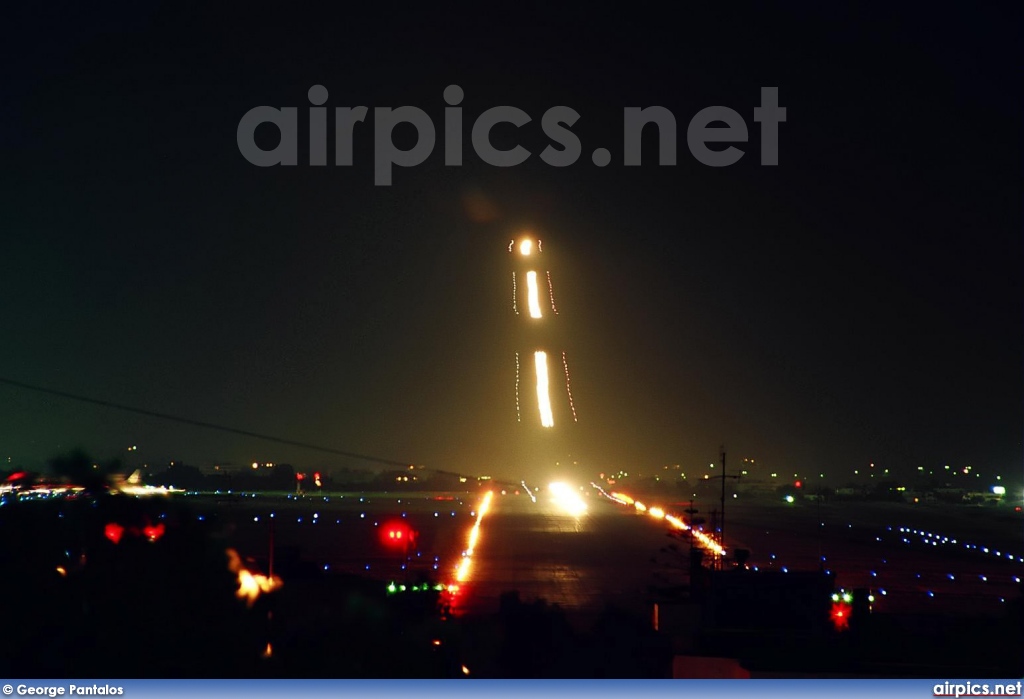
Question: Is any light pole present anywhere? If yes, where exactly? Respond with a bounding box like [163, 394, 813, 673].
[715, 446, 741, 569]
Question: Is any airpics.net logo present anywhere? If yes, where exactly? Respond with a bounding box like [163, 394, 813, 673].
[236, 85, 786, 185]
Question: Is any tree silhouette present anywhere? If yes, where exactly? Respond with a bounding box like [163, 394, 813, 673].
[47, 449, 117, 492]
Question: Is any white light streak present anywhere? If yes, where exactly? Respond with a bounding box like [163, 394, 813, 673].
[547, 271, 558, 314]
[519, 239, 532, 256]
[511, 271, 518, 314]
[521, 481, 537, 503]
[562, 352, 577, 422]
[514, 352, 521, 422]
[526, 271, 542, 318]
[534, 351, 554, 427]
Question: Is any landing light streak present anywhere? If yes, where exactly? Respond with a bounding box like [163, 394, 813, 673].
[510, 236, 570, 428]
[534, 351, 554, 427]
[526, 271, 542, 318]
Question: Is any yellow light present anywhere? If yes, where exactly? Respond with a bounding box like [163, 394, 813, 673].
[448, 491, 493, 591]
[227, 548, 282, 607]
[519, 239, 532, 255]
[534, 351, 554, 427]
[478, 490, 493, 517]
[648, 507, 665, 519]
[526, 271, 542, 318]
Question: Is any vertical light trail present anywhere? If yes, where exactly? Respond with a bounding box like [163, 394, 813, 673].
[526, 271, 542, 319]
[514, 352, 521, 422]
[511, 271, 518, 314]
[562, 351, 578, 422]
[534, 351, 555, 427]
[547, 271, 558, 314]
[519, 239, 532, 256]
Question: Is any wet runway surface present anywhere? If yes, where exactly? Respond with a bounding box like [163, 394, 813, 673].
[448, 492, 671, 619]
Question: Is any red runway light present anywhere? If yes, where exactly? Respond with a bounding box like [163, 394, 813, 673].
[104, 522, 125, 544]
[380, 522, 415, 547]
[830, 601, 851, 631]
[142, 522, 165, 542]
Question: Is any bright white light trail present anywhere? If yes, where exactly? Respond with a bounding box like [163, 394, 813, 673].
[526, 271, 542, 318]
[534, 351, 554, 427]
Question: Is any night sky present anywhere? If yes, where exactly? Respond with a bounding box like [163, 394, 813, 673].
[1, 3, 1020, 486]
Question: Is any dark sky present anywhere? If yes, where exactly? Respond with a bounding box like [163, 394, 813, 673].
[1, 3, 1020, 486]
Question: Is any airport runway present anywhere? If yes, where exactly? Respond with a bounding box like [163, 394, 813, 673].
[192, 488, 1023, 620]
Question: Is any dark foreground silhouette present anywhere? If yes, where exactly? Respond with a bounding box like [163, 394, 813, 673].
[2, 494, 1020, 678]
